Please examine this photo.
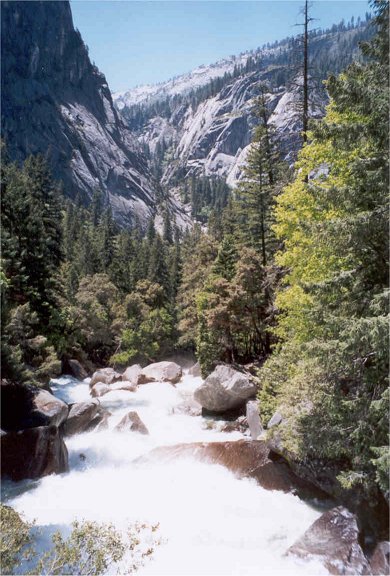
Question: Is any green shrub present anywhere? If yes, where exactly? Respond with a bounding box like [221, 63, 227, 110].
[0, 504, 161, 575]
[0, 504, 34, 575]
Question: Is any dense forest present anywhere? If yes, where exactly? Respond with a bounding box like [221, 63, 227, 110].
[1, 0, 388, 519]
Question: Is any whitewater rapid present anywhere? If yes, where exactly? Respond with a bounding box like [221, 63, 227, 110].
[2, 371, 328, 575]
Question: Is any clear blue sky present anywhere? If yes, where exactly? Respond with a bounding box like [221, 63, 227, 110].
[70, 1, 371, 92]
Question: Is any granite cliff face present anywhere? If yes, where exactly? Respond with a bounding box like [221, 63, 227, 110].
[1, 1, 160, 227]
[115, 22, 372, 189]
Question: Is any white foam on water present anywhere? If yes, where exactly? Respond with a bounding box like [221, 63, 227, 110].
[5, 371, 328, 575]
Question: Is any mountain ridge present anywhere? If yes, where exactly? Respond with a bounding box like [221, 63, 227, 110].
[114, 17, 371, 110]
[113, 19, 373, 194]
[1, 0, 191, 230]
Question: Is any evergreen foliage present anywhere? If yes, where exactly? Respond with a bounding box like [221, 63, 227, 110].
[1, 155, 64, 382]
[259, 0, 389, 500]
[235, 86, 287, 262]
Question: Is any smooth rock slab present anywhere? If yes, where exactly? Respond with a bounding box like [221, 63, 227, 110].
[287, 506, 369, 575]
[194, 365, 257, 413]
[1, 425, 69, 481]
[140, 440, 330, 500]
[63, 400, 100, 436]
[142, 361, 182, 384]
[141, 440, 269, 475]
[115, 411, 149, 435]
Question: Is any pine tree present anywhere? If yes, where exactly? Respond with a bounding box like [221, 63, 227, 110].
[212, 235, 238, 281]
[177, 228, 217, 349]
[2, 155, 63, 326]
[162, 210, 173, 244]
[98, 208, 116, 272]
[148, 234, 170, 297]
[235, 86, 286, 263]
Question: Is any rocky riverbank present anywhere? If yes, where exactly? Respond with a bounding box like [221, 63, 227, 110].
[1, 360, 389, 575]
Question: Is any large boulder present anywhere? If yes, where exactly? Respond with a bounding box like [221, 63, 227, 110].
[142, 361, 182, 384]
[115, 411, 149, 435]
[63, 400, 100, 436]
[89, 368, 121, 388]
[1, 380, 68, 430]
[66, 359, 88, 381]
[122, 364, 147, 385]
[369, 541, 390, 575]
[194, 365, 257, 413]
[1, 381, 69, 482]
[246, 400, 263, 440]
[32, 389, 69, 427]
[1, 425, 68, 481]
[287, 506, 369, 575]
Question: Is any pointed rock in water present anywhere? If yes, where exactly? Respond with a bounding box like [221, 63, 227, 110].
[90, 383, 110, 398]
[246, 400, 263, 440]
[122, 364, 147, 385]
[115, 411, 149, 435]
[194, 365, 257, 413]
[95, 411, 112, 432]
[142, 361, 182, 384]
[89, 368, 121, 388]
[63, 400, 100, 436]
[287, 506, 370, 575]
[85, 408, 111, 432]
[1, 425, 68, 481]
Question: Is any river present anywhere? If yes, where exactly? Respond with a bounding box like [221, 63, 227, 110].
[2, 370, 328, 575]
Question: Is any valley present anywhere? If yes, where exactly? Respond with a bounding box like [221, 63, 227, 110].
[1, 1, 388, 575]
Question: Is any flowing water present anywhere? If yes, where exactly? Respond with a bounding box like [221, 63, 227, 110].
[2, 371, 328, 575]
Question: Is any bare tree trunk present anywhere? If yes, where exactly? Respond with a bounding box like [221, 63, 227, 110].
[303, 0, 309, 145]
